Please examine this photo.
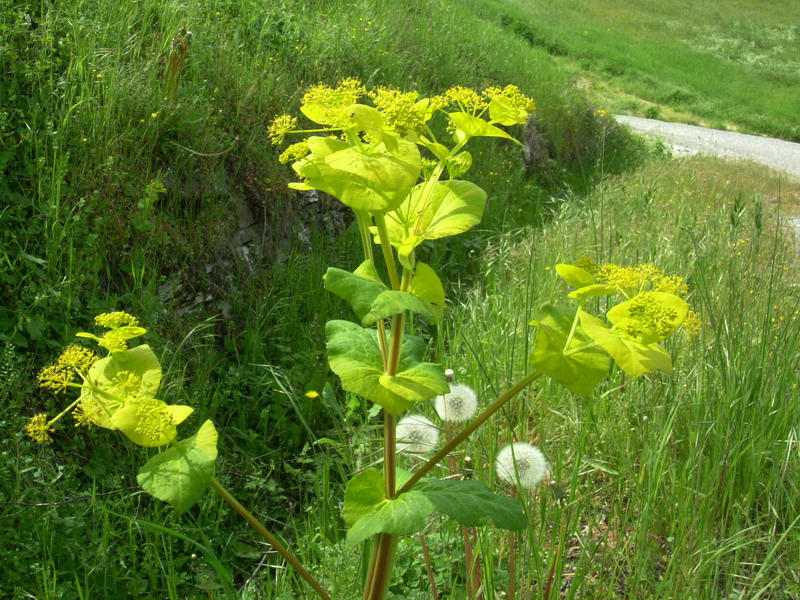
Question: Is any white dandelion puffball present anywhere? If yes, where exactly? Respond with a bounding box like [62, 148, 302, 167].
[434, 384, 478, 423]
[396, 414, 439, 454]
[495, 443, 548, 489]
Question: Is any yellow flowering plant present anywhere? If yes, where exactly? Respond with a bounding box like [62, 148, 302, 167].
[27, 80, 697, 600]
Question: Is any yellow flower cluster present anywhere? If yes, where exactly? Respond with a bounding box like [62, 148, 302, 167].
[38, 364, 74, 394]
[268, 114, 298, 145]
[95, 312, 140, 329]
[97, 329, 132, 352]
[72, 399, 99, 428]
[300, 78, 368, 130]
[444, 85, 488, 113]
[483, 84, 536, 113]
[57, 345, 98, 373]
[113, 370, 142, 397]
[25, 413, 55, 444]
[625, 292, 679, 338]
[279, 140, 311, 164]
[369, 87, 428, 136]
[683, 309, 702, 337]
[133, 399, 176, 444]
[596, 263, 689, 297]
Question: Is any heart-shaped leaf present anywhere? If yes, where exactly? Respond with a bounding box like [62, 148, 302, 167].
[326, 320, 448, 415]
[530, 304, 610, 396]
[415, 478, 526, 530]
[579, 310, 673, 376]
[343, 468, 434, 545]
[137, 420, 218, 514]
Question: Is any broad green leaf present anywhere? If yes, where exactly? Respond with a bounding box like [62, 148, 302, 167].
[384, 180, 487, 252]
[488, 95, 529, 126]
[555, 264, 595, 288]
[416, 478, 526, 530]
[449, 111, 518, 145]
[530, 304, 611, 396]
[579, 310, 673, 376]
[137, 420, 218, 514]
[324, 262, 436, 324]
[349, 104, 399, 151]
[568, 284, 617, 301]
[418, 139, 451, 161]
[343, 468, 434, 546]
[607, 292, 689, 344]
[293, 139, 420, 212]
[408, 262, 445, 323]
[326, 320, 448, 415]
[80, 345, 162, 429]
[112, 398, 193, 447]
[307, 136, 350, 158]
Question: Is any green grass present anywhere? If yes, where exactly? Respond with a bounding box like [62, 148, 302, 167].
[456, 0, 800, 140]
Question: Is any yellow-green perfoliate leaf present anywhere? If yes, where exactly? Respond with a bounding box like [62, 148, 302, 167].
[326, 320, 449, 415]
[384, 180, 487, 251]
[488, 95, 529, 126]
[324, 262, 438, 325]
[408, 262, 445, 324]
[530, 304, 611, 396]
[292, 138, 421, 212]
[343, 468, 434, 546]
[579, 310, 673, 376]
[137, 420, 218, 514]
[79, 345, 163, 429]
[607, 292, 689, 344]
[449, 111, 519, 145]
[555, 264, 595, 288]
[568, 284, 618, 301]
[112, 398, 193, 447]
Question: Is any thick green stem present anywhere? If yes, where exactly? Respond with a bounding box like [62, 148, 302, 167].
[374, 212, 401, 290]
[397, 370, 542, 495]
[366, 533, 399, 600]
[209, 478, 331, 600]
[384, 413, 396, 498]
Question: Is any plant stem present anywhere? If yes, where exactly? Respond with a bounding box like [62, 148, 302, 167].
[374, 211, 401, 290]
[420, 532, 440, 600]
[397, 370, 542, 495]
[209, 478, 331, 600]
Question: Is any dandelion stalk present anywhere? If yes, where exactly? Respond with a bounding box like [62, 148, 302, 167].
[398, 370, 542, 495]
[209, 478, 331, 600]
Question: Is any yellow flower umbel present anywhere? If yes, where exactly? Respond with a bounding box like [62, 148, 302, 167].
[444, 85, 488, 114]
[268, 114, 298, 145]
[25, 413, 55, 444]
[369, 87, 429, 137]
[483, 84, 536, 114]
[95, 312, 140, 329]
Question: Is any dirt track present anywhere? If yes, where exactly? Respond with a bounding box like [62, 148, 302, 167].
[615, 115, 800, 180]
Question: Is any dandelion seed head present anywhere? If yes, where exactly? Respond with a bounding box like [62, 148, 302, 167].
[434, 384, 478, 423]
[396, 414, 439, 454]
[495, 442, 548, 489]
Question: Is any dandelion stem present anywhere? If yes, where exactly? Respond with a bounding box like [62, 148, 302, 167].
[209, 478, 331, 600]
[398, 370, 542, 495]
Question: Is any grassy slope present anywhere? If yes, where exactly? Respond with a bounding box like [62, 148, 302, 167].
[461, 0, 800, 140]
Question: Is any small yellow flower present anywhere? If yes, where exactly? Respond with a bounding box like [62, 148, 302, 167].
[151, 112, 158, 118]
[25, 413, 55, 444]
[305, 390, 320, 399]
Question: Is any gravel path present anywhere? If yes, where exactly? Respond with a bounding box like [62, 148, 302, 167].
[615, 115, 800, 180]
